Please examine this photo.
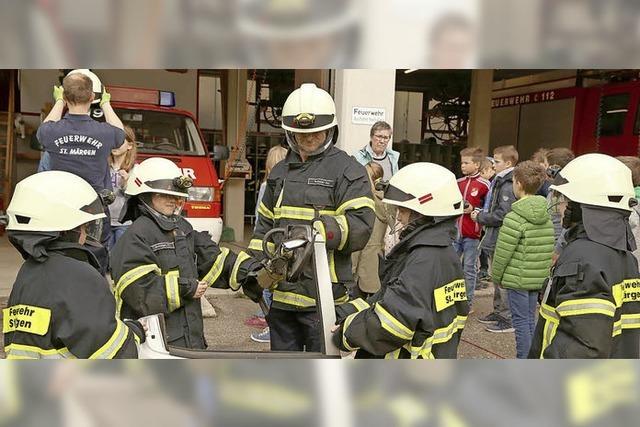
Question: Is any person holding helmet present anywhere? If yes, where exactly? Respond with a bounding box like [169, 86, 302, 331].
[529, 153, 640, 358]
[332, 162, 469, 359]
[247, 83, 374, 352]
[110, 157, 264, 349]
[37, 69, 124, 189]
[36, 69, 126, 273]
[2, 171, 144, 359]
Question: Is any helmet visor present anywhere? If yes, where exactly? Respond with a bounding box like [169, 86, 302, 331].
[146, 177, 192, 196]
[83, 218, 104, 245]
[282, 113, 335, 131]
[80, 196, 105, 245]
[383, 184, 414, 203]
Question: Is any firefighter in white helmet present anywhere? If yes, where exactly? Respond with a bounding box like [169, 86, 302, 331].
[333, 162, 469, 358]
[247, 83, 375, 352]
[2, 171, 144, 359]
[529, 153, 640, 358]
[110, 157, 264, 349]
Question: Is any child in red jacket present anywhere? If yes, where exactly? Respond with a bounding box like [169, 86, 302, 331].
[455, 147, 490, 308]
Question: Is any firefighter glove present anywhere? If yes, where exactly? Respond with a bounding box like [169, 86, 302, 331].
[53, 85, 64, 103]
[255, 265, 285, 289]
[100, 88, 111, 107]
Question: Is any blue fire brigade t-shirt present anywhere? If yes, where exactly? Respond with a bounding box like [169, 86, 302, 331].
[37, 113, 125, 192]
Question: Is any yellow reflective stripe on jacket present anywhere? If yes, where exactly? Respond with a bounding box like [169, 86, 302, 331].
[349, 298, 370, 312]
[334, 214, 349, 251]
[374, 303, 414, 341]
[274, 205, 335, 221]
[342, 312, 360, 351]
[5, 343, 75, 359]
[272, 290, 316, 308]
[115, 264, 162, 317]
[555, 298, 617, 318]
[258, 201, 275, 220]
[275, 186, 284, 208]
[335, 294, 350, 304]
[314, 219, 327, 240]
[248, 239, 276, 253]
[272, 290, 346, 308]
[384, 348, 402, 359]
[230, 251, 251, 291]
[218, 380, 312, 418]
[336, 196, 375, 215]
[407, 315, 467, 359]
[612, 313, 640, 337]
[328, 250, 338, 283]
[272, 197, 374, 222]
[539, 303, 559, 359]
[115, 263, 162, 296]
[165, 270, 181, 312]
[202, 247, 229, 286]
[2, 305, 52, 336]
[89, 318, 129, 359]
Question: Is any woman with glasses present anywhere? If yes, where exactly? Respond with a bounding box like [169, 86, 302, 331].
[354, 121, 400, 181]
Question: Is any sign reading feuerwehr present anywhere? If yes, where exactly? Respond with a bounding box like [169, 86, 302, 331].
[491, 87, 580, 109]
[352, 106, 386, 125]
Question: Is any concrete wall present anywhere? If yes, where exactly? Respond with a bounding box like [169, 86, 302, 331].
[333, 70, 397, 155]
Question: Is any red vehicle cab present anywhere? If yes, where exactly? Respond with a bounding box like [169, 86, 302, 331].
[106, 86, 225, 242]
[572, 80, 640, 157]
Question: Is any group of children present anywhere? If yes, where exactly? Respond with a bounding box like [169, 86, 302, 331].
[455, 144, 578, 358]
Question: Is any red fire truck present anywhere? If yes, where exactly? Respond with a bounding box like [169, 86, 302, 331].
[491, 79, 640, 159]
[106, 86, 226, 242]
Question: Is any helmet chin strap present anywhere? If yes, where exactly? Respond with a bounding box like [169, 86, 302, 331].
[285, 127, 336, 157]
[390, 211, 434, 239]
[140, 198, 180, 223]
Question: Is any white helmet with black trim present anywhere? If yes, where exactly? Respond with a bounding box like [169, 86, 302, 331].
[6, 171, 106, 243]
[281, 83, 338, 155]
[550, 153, 635, 211]
[66, 69, 103, 105]
[382, 162, 464, 217]
[125, 157, 192, 199]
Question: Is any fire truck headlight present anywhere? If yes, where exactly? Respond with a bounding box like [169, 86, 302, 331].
[187, 186, 214, 202]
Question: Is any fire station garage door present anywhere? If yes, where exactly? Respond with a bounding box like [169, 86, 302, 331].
[517, 98, 576, 160]
[490, 105, 519, 153]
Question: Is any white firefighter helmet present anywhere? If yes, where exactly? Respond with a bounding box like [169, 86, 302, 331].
[237, 0, 359, 39]
[6, 171, 106, 240]
[125, 157, 192, 198]
[550, 153, 635, 211]
[66, 69, 102, 104]
[281, 83, 338, 155]
[382, 162, 464, 217]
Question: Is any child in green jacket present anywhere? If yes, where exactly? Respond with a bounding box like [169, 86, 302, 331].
[492, 161, 555, 358]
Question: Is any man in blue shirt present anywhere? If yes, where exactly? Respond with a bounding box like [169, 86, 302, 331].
[37, 71, 125, 191]
[37, 71, 126, 273]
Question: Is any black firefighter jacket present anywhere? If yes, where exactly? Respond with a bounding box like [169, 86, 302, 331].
[529, 224, 640, 358]
[248, 146, 375, 312]
[110, 205, 260, 349]
[3, 233, 141, 359]
[334, 218, 469, 359]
